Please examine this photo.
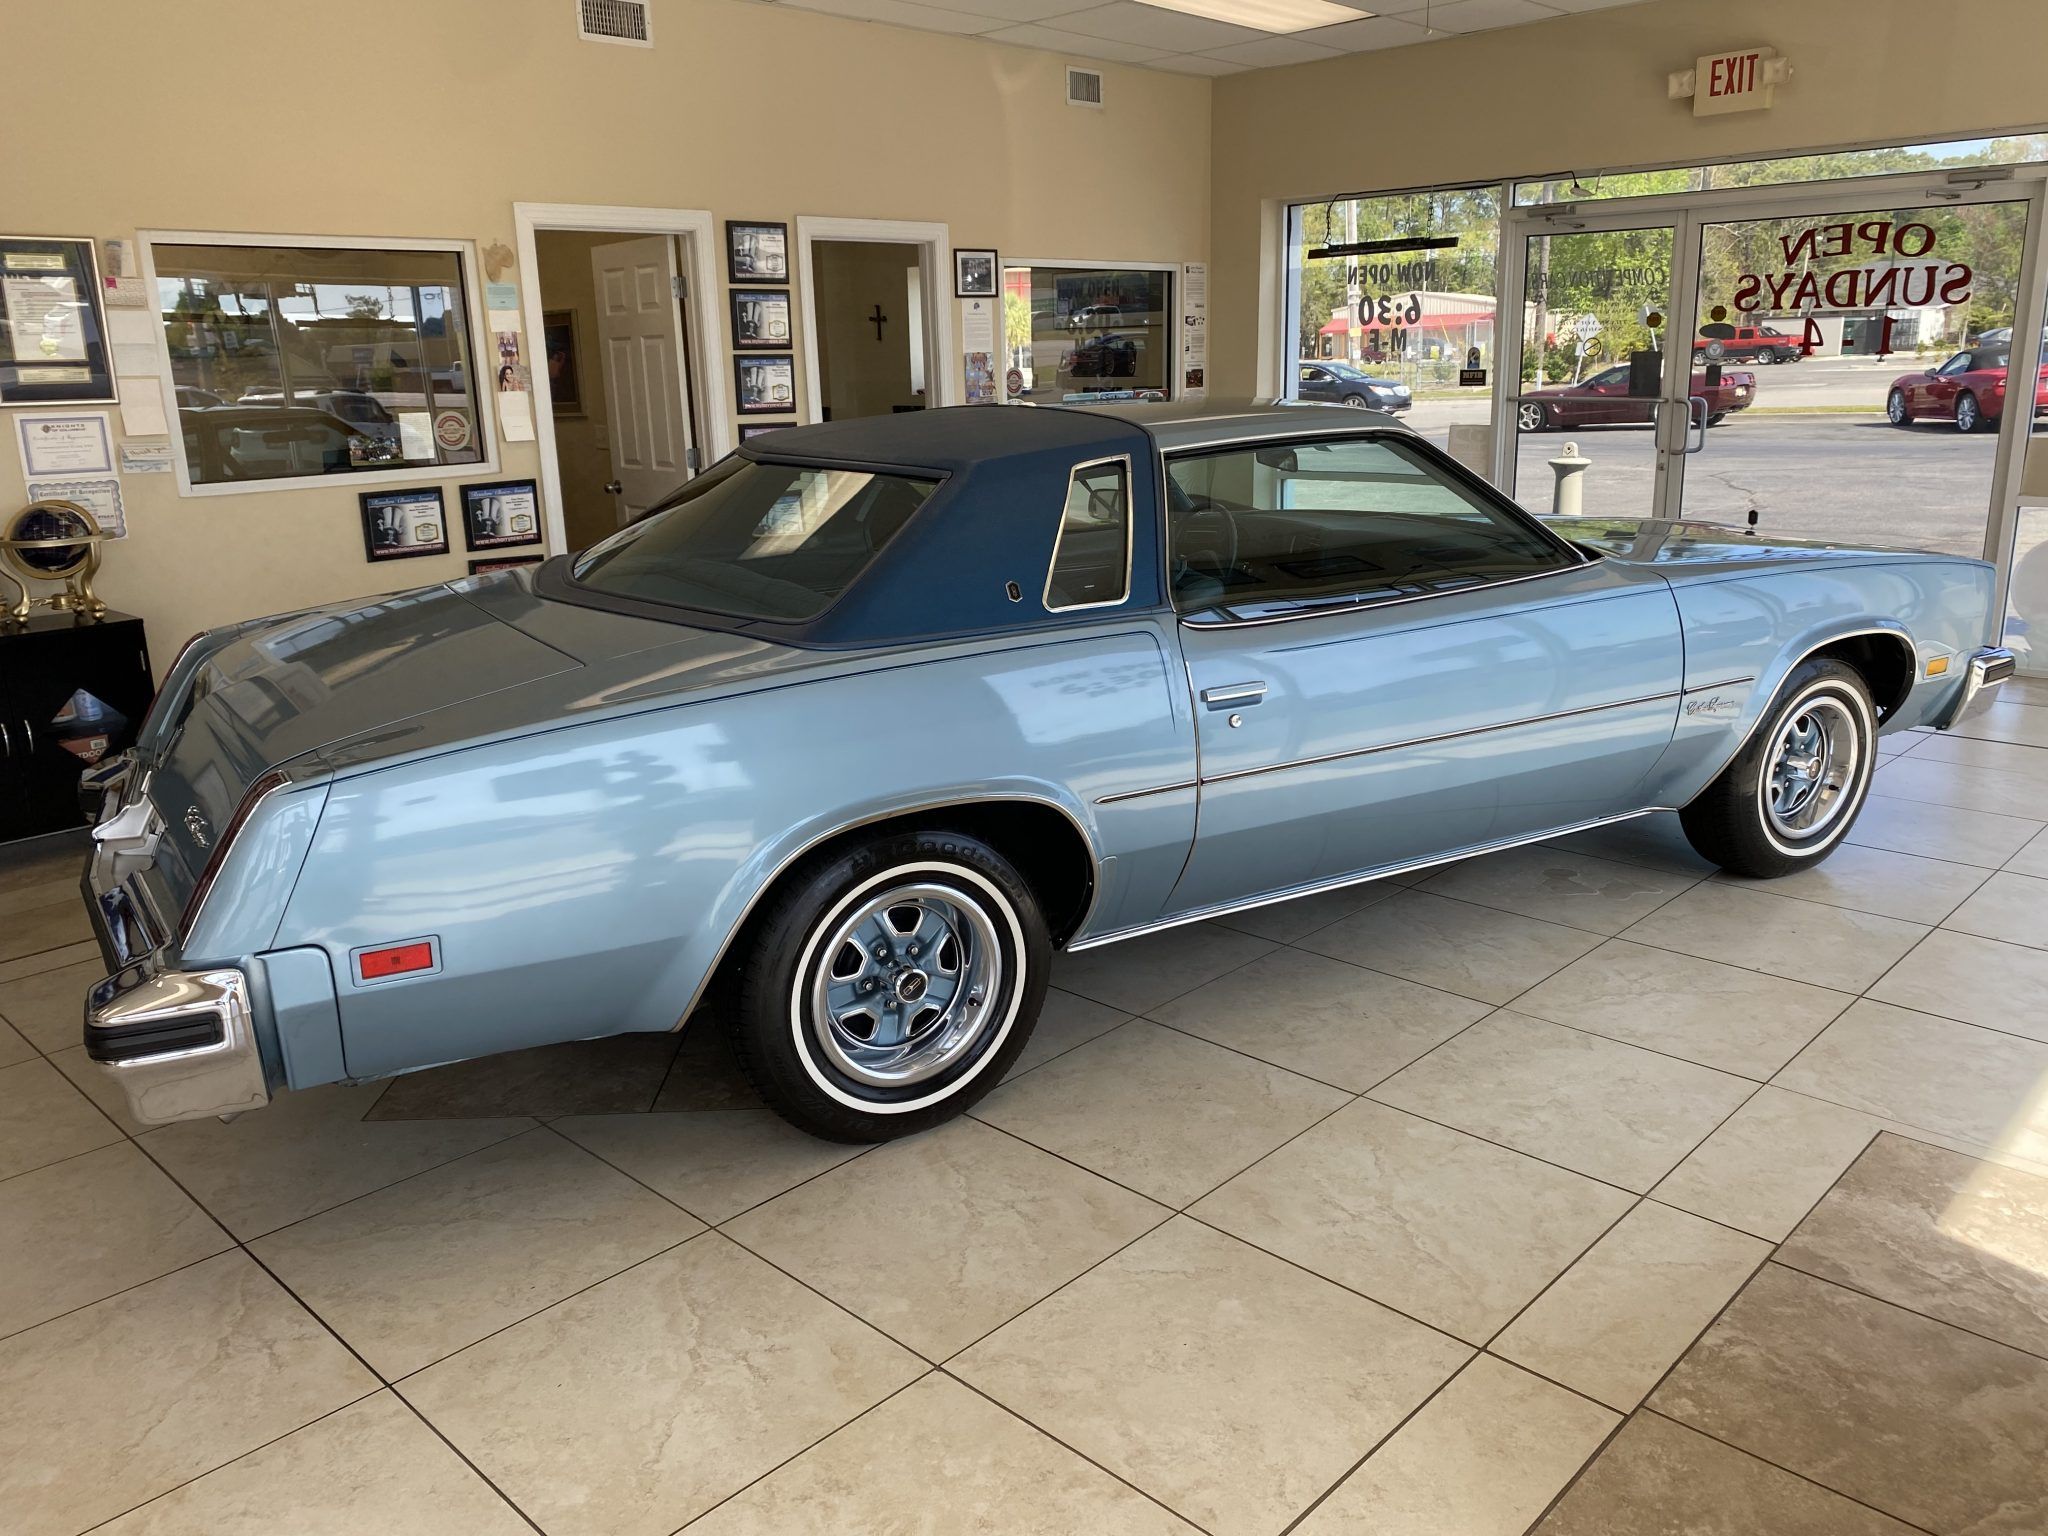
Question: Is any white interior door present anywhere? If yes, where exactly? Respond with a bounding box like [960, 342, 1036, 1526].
[592, 235, 693, 525]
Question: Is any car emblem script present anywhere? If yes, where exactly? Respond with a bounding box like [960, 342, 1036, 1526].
[184, 807, 212, 848]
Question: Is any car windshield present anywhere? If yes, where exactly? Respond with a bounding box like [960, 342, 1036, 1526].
[572, 457, 939, 621]
[1324, 363, 1371, 380]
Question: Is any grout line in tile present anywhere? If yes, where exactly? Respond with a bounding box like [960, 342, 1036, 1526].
[1477, 1192, 1647, 1358]
[1054, 928, 1286, 1019]
[1510, 1407, 1634, 1536]
[1410, 860, 1711, 941]
[387, 1391, 553, 1536]
[0, 1241, 232, 1347]
[0, 1114, 129, 1190]
[1767, 1247, 2048, 1368]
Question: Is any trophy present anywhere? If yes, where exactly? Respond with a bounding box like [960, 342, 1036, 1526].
[1, 499, 110, 626]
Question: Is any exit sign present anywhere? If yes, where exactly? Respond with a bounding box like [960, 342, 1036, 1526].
[1671, 46, 1788, 116]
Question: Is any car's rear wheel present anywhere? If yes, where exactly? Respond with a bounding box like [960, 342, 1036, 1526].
[1706, 412, 1728, 427]
[1517, 401, 1549, 432]
[728, 829, 1048, 1142]
[1752, 350, 1774, 364]
[1887, 389, 1911, 426]
[1679, 658, 1877, 878]
[1956, 392, 1984, 433]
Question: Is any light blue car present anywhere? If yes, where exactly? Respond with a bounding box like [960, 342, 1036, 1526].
[81, 401, 2014, 1141]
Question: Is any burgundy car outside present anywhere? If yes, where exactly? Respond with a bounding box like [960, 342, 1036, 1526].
[1518, 367, 1756, 431]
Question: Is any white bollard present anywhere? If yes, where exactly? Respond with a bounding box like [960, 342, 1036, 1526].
[1550, 441, 1591, 517]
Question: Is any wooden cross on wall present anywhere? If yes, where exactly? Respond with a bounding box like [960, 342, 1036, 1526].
[868, 303, 888, 341]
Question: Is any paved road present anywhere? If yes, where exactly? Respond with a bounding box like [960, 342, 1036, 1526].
[1397, 381, 2020, 557]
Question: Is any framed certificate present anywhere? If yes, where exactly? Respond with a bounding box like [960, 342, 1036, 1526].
[0, 236, 117, 405]
[460, 477, 543, 551]
[731, 289, 792, 348]
[359, 487, 450, 562]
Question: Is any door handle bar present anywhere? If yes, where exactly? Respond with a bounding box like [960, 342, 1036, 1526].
[1686, 395, 1709, 454]
[1201, 682, 1267, 709]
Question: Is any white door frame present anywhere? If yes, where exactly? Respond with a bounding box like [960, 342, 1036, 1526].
[998, 256, 1183, 403]
[794, 216, 954, 422]
[513, 202, 730, 553]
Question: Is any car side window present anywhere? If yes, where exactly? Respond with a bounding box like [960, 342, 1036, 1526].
[1165, 435, 1579, 620]
[1937, 352, 1971, 375]
[1300, 366, 1327, 384]
[1044, 457, 1132, 612]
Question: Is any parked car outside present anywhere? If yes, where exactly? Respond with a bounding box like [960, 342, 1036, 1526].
[82, 402, 2010, 1144]
[1518, 366, 1756, 430]
[1694, 323, 1802, 364]
[1296, 360, 1412, 412]
[1886, 347, 2048, 433]
[179, 405, 394, 481]
[237, 387, 402, 446]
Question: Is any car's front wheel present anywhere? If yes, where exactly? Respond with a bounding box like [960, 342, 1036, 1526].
[1518, 401, 1549, 432]
[1341, 392, 1370, 408]
[1887, 389, 1911, 426]
[1678, 658, 1877, 878]
[729, 829, 1048, 1141]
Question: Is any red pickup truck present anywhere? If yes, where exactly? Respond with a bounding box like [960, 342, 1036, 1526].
[1518, 366, 1757, 431]
[1694, 324, 1803, 364]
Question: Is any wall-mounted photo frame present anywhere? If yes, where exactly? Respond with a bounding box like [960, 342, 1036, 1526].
[731, 288, 792, 348]
[359, 487, 450, 562]
[954, 248, 998, 298]
[727, 221, 789, 283]
[0, 235, 117, 405]
[460, 477, 543, 551]
[468, 554, 544, 575]
[540, 309, 581, 415]
[734, 353, 796, 414]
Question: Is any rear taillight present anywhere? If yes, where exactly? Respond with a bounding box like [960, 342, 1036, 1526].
[179, 770, 290, 941]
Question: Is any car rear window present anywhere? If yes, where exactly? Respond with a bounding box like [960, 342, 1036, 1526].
[571, 456, 938, 622]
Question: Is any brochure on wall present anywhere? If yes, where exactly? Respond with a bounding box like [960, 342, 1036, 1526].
[117, 377, 169, 437]
[1181, 262, 1208, 399]
[15, 411, 115, 479]
[489, 309, 536, 441]
[961, 297, 997, 404]
[100, 239, 148, 308]
[27, 476, 125, 537]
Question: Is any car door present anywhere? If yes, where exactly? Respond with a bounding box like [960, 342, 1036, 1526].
[1921, 352, 1970, 413]
[1298, 365, 1334, 401]
[1163, 432, 1683, 915]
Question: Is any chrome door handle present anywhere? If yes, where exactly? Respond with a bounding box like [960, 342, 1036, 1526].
[1686, 395, 1709, 454]
[18, 717, 32, 754]
[1201, 682, 1267, 709]
[0, 720, 10, 758]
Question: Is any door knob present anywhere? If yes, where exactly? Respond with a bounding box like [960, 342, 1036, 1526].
[603, 480, 623, 495]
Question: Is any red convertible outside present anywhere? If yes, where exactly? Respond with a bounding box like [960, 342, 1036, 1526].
[1886, 346, 2048, 433]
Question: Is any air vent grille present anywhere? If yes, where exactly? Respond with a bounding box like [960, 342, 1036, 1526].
[579, 0, 652, 46]
[1066, 67, 1104, 108]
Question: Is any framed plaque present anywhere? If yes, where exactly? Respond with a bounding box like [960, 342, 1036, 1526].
[460, 477, 543, 551]
[731, 289, 792, 348]
[359, 487, 450, 562]
[0, 236, 117, 405]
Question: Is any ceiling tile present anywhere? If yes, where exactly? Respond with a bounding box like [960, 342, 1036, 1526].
[1201, 33, 1343, 65]
[985, 21, 1174, 59]
[912, 0, 1103, 22]
[1299, 13, 1430, 49]
[780, 0, 998, 29]
[1147, 51, 1253, 72]
[1048, 1, 1266, 52]
[1414, 0, 1562, 31]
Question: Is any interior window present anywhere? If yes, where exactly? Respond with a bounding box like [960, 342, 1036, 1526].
[1045, 459, 1131, 611]
[1166, 434, 1579, 620]
[150, 240, 484, 487]
[573, 457, 936, 621]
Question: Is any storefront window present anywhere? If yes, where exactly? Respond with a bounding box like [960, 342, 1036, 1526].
[1002, 265, 1172, 403]
[2008, 278, 2048, 674]
[1514, 133, 2048, 207]
[152, 241, 485, 487]
[1284, 186, 1502, 478]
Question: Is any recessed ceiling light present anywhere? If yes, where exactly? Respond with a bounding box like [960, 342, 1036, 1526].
[1136, 0, 1368, 34]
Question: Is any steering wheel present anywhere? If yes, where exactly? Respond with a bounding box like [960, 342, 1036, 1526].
[1172, 501, 1238, 590]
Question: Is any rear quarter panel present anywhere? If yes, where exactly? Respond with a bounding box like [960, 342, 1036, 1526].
[273, 621, 1195, 1081]
[1643, 555, 1992, 806]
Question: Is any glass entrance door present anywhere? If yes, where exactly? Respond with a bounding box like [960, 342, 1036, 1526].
[1675, 199, 2035, 556]
[1508, 222, 1682, 521]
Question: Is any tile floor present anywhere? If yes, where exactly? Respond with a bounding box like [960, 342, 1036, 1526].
[5, 689, 2048, 1535]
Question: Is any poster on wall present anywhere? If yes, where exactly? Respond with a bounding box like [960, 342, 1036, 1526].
[734, 353, 795, 413]
[731, 289, 791, 348]
[540, 310, 581, 413]
[460, 478, 543, 551]
[1181, 262, 1208, 399]
[359, 487, 450, 562]
[491, 309, 535, 442]
[961, 297, 997, 404]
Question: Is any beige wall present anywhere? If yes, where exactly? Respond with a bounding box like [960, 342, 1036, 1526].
[1209, 0, 2048, 396]
[0, 0, 1209, 664]
[814, 242, 922, 420]
[533, 230, 622, 551]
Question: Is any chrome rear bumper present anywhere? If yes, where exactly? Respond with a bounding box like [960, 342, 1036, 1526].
[84, 963, 270, 1125]
[1939, 646, 2017, 729]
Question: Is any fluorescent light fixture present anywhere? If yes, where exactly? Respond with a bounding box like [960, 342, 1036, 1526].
[1136, 0, 1367, 34]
